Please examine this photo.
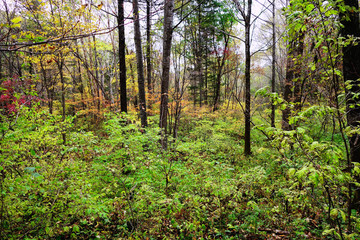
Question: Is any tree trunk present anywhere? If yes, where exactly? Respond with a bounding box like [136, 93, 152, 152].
[57, 53, 66, 144]
[244, 0, 252, 156]
[146, 0, 152, 95]
[271, 0, 276, 128]
[133, 0, 147, 127]
[118, 0, 127, 113]
[341, 0, 360, 208]
[160, 0, 174, 147]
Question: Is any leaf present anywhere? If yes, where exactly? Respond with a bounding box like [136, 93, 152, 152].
[11, 24, 21, 28]
[322, 228, 335, 236]
[306, 4, 315, 13]
[330, 209, 338, 219]
[11, 16, 22, 24]
[73, 224, 80, 232]
[296, 127, 306, 135]
[288, 168, 296, 177]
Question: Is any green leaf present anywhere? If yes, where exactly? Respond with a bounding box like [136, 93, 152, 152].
[306, 4, 315, 13]
[330, 209, 338, 219]
[288, 168, 296, 177]
[73, 225, 80, 232]
[296, 127, 306, 135]
[30, 149, 36, 156]
[322, 228, 335, 236]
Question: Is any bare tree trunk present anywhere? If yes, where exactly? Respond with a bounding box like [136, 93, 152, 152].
[118, 0, 127, 113]
[342, 0, 360, 209]
[57, 53, 66, 144]
[160, 0, 174, 147]
[133, 0, 147, 127]
[146, 0, 152, 95]
[232, 0, 252, 155]
[271, 0, 276, 128]
[244, 0, 252, 155]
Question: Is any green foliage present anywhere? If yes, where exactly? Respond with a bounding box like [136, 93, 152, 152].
[1, 104, 359, 239]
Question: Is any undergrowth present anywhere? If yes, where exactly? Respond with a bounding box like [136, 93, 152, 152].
[0, 106, 359, 239]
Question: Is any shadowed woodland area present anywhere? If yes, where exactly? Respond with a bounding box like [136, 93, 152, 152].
[1, 0, 360, 239]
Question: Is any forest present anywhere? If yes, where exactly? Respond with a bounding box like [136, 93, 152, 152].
[1, 0, 360, 239]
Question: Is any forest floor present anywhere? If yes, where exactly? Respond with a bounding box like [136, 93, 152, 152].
[1, 106, 356, 239]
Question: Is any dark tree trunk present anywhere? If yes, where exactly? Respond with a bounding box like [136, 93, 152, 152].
[271, 0, 276, 128]
[341, 0, 360, 208]
[160, 0, 174, 147]
[118, 0, 127, 113]
[133, 0, 147, 127]
[146, 0, 152, 94]
[57, 54, 66, 144]
[244, 0, 252, 156]
[204, 43, 208, 105]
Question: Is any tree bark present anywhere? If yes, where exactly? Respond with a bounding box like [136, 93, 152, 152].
[341, 0, 360, 208]
[271, 0, 276, 128]
[146, 0, 152, 95]
[57, 53, 66, 144]
[133, 0, 147, 127]
[160, 0, 174, 147]
[244, 0, 252, 155]
[118, 0, 127, 113]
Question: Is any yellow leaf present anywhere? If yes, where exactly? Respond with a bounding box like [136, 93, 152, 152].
[11, 16, 22, 24]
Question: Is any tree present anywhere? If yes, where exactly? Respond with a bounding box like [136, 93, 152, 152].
[232, 0, 252, 155]
[160, 0, 174, 147]
[133, 0, 147, 127]
[118, 0, 127, 113]
[341, 0, 360, 208]
[146, 0, 153, 95]
[271, 0, 276, 128]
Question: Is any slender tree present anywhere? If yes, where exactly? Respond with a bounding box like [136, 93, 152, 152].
[271, 0, 276, 128]
[133, 0, 147, 127]
[146, 0, 152, 94]
[160, 0, 174, 147]
[233, 0, 252, 155]
[118, 0, 127, 112]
